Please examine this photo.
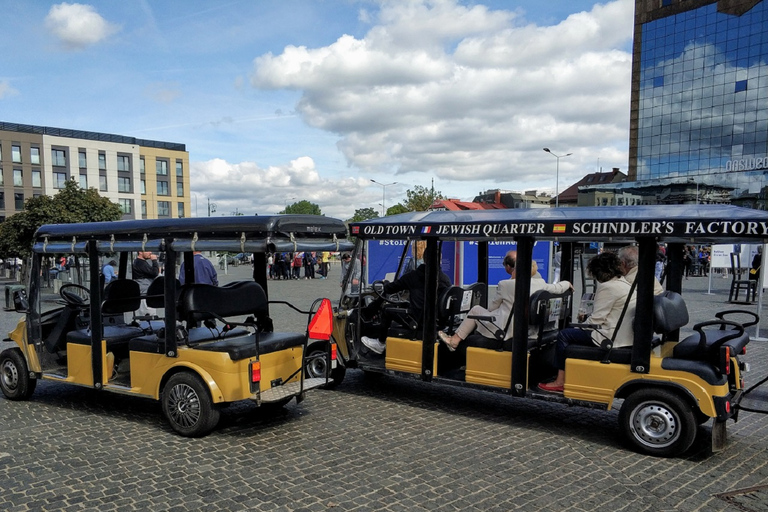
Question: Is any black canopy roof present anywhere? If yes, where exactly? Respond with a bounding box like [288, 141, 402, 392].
[33, 215, 352, 255]
[349, 205, 768, 243]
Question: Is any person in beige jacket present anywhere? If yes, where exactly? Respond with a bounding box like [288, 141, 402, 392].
[438, 260, 572, 351]
[539, 251, 636, 393]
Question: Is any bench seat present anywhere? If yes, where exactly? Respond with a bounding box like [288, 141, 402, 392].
[129, 331, 306, 361]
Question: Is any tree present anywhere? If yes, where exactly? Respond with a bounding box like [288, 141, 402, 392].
[0, 180, 122, 259]
[386, 204, 410, 216]
[279, 200, 322, 215]
[348, 207, 379, 223]
[403, 184, 443, 212]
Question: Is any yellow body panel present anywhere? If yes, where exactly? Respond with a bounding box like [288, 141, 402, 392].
[465, 347, 523, 389]
[8, 318, 42, 373]
[565, 349, 729, 416]
[66, 343, 94, 385]
[385, 337, 422, 374]
[259, 346, 303, 391]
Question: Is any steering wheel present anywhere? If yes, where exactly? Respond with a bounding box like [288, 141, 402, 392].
[371, 280, 409, 306]
[59, 283, 90, 307]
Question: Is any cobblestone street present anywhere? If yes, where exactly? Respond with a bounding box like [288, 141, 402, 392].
[1, 264, 767, 511]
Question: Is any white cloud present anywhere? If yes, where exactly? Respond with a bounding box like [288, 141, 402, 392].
[0, 81, 19, 99]
[250, 0, 635, 188]
[45, 3, 120, 50]
[190, 157, 376, 219]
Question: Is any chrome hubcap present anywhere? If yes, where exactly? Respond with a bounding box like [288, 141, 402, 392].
[1, 360, 19, 391]
[167, 383, 201, 428]
[632, 402, 679, 448]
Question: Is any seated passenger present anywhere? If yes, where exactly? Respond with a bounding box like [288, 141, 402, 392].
[361, 260, 451, 354]
[538, 252, 636, 393]
[618, 245, 663, 295]
[437, 260, 572, 351]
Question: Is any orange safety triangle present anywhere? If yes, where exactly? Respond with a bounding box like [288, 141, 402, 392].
[308, 298, 333, 341]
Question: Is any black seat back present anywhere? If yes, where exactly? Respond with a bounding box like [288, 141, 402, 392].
[145, 275, 182, 309]
[178, 281, 268, 325]
[102, 279, 142, 315]
[652, 291, 689, 335]
[437, 283, 485, 331]
[529, 289, 573, 345]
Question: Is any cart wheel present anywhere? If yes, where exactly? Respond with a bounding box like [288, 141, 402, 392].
[0, 348, 36, 400]
[619, 388, 696, 457]
[305, 343, 346, 389]
[162, 372, 220, 437]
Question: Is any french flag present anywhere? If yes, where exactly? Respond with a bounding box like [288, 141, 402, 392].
[421, 226, 431, 234]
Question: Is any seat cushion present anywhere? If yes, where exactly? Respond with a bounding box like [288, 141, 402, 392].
[673, 330, 750, 360]
[67, 325, 146, 347]
[192, 332, 306, 360]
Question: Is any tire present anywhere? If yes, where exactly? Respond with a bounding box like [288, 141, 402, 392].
[305, 343, 346, 389]
[619, 388, 697, 457]
[0, 348, 36, 401]
[162, 372, 220, 437]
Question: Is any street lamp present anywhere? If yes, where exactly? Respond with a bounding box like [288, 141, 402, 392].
[370, 179, 397, 216]
[543, 148, 573, 208]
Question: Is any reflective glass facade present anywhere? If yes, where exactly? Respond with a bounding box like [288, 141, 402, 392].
[632, 0, 768, 204]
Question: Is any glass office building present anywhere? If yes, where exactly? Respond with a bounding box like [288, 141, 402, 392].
[629, 0, 768, 207]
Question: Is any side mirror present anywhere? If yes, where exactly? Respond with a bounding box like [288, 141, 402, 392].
[13, 289, 29, 313]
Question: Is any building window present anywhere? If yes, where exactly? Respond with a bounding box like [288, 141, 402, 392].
[79, 151, 87, 168]
[118, 176, 132, 193]
[14, 193, 24, 210]
[11, 145, 21, 163]
[140, 157, 145, 174]
[51, 149, 66, 167]
[79, 174, 87, 189]
[157, 181, 169, 196]
[32, 170, 41, 188]
[735, 80, 748, 93]
[99, 175, 107, 191]
[98, 153, 106, 170]
[0, 192, 4, 209]
[141, 200, 147, 217]
[117, 155, 131, 172]
[156, 159, 168, 175]
[119, 199, 132, 215]
[13, 169, 22, 187]
[176, 160, 183, 176]
[177, 202, 185, 218]
[176, 181, 183, 196]
[53, 172, 67, 189]
[157, 201, 170, 217]
[140, 179, 146, 194]
[0, 169, 4, 186]
[30, 147, 40, 165]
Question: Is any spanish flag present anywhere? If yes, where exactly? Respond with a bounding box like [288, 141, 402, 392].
[553, 224, 566, 233]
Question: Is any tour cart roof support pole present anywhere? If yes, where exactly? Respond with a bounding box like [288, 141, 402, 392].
[511, 237, 534, 397]
[88, 240, 104, 388]
[631, 237, 656, 374]
[183, 251, 195, 287]
[560, 242, 574, 285]
[422, 239, 439, 382]
[665, 242, 685, 342]
[477, 241, 489, 308]
[118, 252, 129, 280]
[164, 242, 178, 357]
[253, 252, 269, 309]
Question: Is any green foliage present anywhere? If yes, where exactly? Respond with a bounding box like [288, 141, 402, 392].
[348, 207, 380, 223]
[403, 184, 443, 212]
[386, 204, 410, 216]
[0, 180, 122, 258]
[279, 200, 323, 215]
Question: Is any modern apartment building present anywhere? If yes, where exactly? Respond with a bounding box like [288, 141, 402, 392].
[629, 0, 768, 206]
[0, 122, 190, 221]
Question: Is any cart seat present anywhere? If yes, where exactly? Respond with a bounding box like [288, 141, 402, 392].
[67, 325, 146, 354]
[129, 331, 306, 361]
[672, 329, 750, 360]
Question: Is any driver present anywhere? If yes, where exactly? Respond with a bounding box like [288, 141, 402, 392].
[361, 258, 451, 355]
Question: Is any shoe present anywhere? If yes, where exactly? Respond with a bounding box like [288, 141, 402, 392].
[437, 331, 458, 352]
[361, 336, 386, 354]
[537, 382, 564, 393]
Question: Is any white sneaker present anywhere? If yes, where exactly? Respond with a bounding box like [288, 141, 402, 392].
[361, 336, 386, 354]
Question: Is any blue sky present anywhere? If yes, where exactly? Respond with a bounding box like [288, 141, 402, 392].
[0, 0, 635, 219]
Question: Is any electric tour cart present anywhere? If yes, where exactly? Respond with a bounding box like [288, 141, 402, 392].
[0, 215, 351, 437]
[323, 205, 768, 457]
